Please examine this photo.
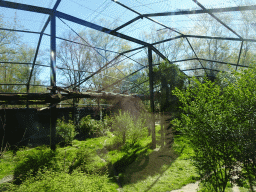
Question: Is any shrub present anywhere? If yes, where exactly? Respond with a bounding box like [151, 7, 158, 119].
[6, 170, 118, 192]
[13, 146, 57, 184]
[68, 148, 94, 174]
[172, 64, 256, 192]
[56, 117, 77, 146]
[78, 115, 108, 138]
[112, 110, 148, 146]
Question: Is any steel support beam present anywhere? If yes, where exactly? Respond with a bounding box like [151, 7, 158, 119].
[112, 0, 182, 35]
[153, 58, 198, 65]
[0, 1, 53, 14]
[50, 13, 57, 151]
[182, 68, 221, 72]
[27, 0, 61, 91]
[184, 34, 256, 42]
[112, 4, 256, 32]
[198, 58, 250, 68]
[192, 0, 242, 39]
[148, 47, 156, 149]
[50, 15, 57, 91]
[152, 35, 183, 46]
[2, 26, 256, 43]
[120, 45, 146, 55]
[0, 1, 150, 47]
[185, 37, 209, 76]
[143, 5, 256, 17]
[151, 46, 189, 77]
[236, 41, 244, 71]
[56, 12, 149, 46]
[66, 50, 143, 90]
[0, 83, 47, 86]
[99, 65, 147, 93]
[113, 16, 143, 32]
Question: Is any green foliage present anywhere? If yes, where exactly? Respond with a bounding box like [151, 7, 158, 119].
[56, 117, 77, 146]
[0, 15, 44, 94]
[6, 170, 118, 192]
[0, 124, 202, 192]
[111, 110, 148, 146]
[13, 146, 57, 185]
[68, 148, 94, 174]
[172, 64, 256, 191]
[0, 151, 16, 180]
[78, 115, 109, 138]
[153, 61, 187, 113]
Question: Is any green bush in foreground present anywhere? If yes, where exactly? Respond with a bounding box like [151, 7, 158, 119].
[172, 64, 256, 192]
[6, 170, 118, 192]
[12, 144, 101, 185]
[13, 146, 57, 185]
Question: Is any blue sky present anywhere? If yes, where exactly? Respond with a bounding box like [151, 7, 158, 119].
[1, 0, 244, 49]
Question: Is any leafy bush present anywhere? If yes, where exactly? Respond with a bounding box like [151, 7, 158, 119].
[6, 170, 118, 192]
[13, 146, 57, 184]
[56, 117, 77, 146]
[68, 148, 94, 174]
[112, 110, 148, 146]
[78, 115, 109, 138]
[172, 64, 256, 192]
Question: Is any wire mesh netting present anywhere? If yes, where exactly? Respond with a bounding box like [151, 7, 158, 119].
[1, 0, 256, 95]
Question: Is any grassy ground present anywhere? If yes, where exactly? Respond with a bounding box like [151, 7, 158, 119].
[0, 125, 200, 192]
[120, 134, 199, 192]
[0, 151, 16, 180]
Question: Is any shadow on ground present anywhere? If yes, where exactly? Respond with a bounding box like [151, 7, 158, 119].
[104, 124, 180, 188]
[118, 143, 179, 187]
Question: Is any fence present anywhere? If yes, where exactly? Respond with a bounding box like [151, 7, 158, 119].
[0, 106, 111, 149]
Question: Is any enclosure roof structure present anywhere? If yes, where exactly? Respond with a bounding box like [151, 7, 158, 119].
[1, 0, 256, 105]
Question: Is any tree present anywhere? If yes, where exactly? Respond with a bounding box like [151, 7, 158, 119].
[0, 14, 43, 93]
[172, 64, 256, 191]
[153, 61, 187, 113]
[0, 14, 20, 93]
[57, 31, 93, 90]
[184, 13, 237, 79]
[57, 23, 133, 93]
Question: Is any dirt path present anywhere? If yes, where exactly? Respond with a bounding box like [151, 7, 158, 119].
[170, 181, 199, 192]
[0, 175, 13, 185]
[170, 181, 241, 192]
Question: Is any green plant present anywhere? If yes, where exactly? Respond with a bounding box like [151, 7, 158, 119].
[0, 150, 16, 180]
[68, 148, 94, 174]
[5, 170, 118, 192]
[13, 146, 57, 184]
[172, 64, 256, 191]
[78, 115, 107, 138]
[112, 110, 148, 146]
[56, 117, 77, 146]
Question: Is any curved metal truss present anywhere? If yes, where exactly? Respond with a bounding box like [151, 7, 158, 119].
[0, 0, 256, 103]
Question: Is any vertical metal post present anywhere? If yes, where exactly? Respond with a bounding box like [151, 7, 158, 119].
[148, 47, 156, 149]
[236, 41, 244, 71]
[26, 84, 29, 109]
[50, 12, 57, 151]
